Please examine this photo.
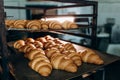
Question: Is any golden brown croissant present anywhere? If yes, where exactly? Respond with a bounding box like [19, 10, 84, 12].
[78, 49, 104, 65]
[45, 48, 77, 72]
[27, 48, 45, 60]
[29, 56, 52, 77]
[25, 38, 35, 44]
[45, 48, 61, 59]
[26, 20, 41, 30]
[18, 44, 36, 53]
[39, 20, 49, 30]
[5, 20, 15, 28]
[50, 53, 77, 72]
[36, 37, 47, 45]
[33, 41, 43, 48]
[44, 35, 54, 41]
[13, 40, 25, 49]
[13, 20, 26, 29]
[62, 21, 78, 29]
[48, 20, 62, 30]
[59, 43, 76, 53]
[62, 50, 82, 66]
[44, 40, 56, 49]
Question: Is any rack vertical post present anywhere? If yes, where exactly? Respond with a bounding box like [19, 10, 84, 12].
[0, 0, 10, 80]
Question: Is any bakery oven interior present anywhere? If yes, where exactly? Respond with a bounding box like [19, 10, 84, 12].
[0, 0, 120, 80]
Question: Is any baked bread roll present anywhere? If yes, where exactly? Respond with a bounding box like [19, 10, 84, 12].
[18, 44, 36, 53]
[5, 20, 15, 28]
[62, 50, 82, 66]
[44, 35, 54, 41]
[39, 20, 49, 30]
[51, 53, 77, 72]
[45, 48, 77, 72]
[78, 49, 104, 65]
[59, 43, 76, 53]
[36, 37, 47, 45]
[62, 21, 78, 29]
[44, 40, 56, 49]
[33, 41, 43, 48]
[26, 20, 41, 30]
[27, 48, 45, 60]
[29, 56, 52, 77]
[45, 48, 61, 59]
[25, 38, 35, 44]
[48, 20, 62, 30]
[13, 20, 26, 29]
[13, 40, 25, 49]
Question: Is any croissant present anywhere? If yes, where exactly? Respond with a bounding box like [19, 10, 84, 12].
[44, 40, 56, 49]
[39, 20, 49, 30]
[44, 35, 54, 41]
[45, 48, 61, 59]
[18, 44, 36, 53]
[27, 48, 45, 60]
[36, 37, 47, 45]
[62, 21, 78, 29]
[78, 49, 104, 65]
[59, 43, 76, 53]
[48, 20, 62, 30]
[26, 20, 41, 30]
[33, 41, 43, 48]
[29, 57, 52, 77]
[5, 20, 15, 28]
[51, 53, 77, 72]
[13, 20, 26, 29]
[13, 40, 25, 49]
[62, 50, 82, 66]
[25, 38, 35, 44]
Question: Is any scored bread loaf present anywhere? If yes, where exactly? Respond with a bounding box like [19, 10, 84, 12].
[78, 49, 104, 65]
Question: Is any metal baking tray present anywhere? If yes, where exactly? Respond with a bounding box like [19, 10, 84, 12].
[7, 42, 120, 80]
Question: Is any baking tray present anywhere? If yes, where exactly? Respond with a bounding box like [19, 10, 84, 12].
[7, 42, 120, 80]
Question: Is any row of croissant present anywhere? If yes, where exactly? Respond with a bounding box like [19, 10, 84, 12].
[5, 19, 78, 30]
[13, 35, 104, 77]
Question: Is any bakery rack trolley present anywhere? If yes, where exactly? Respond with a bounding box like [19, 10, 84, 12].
[0, 0, 120, 80]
